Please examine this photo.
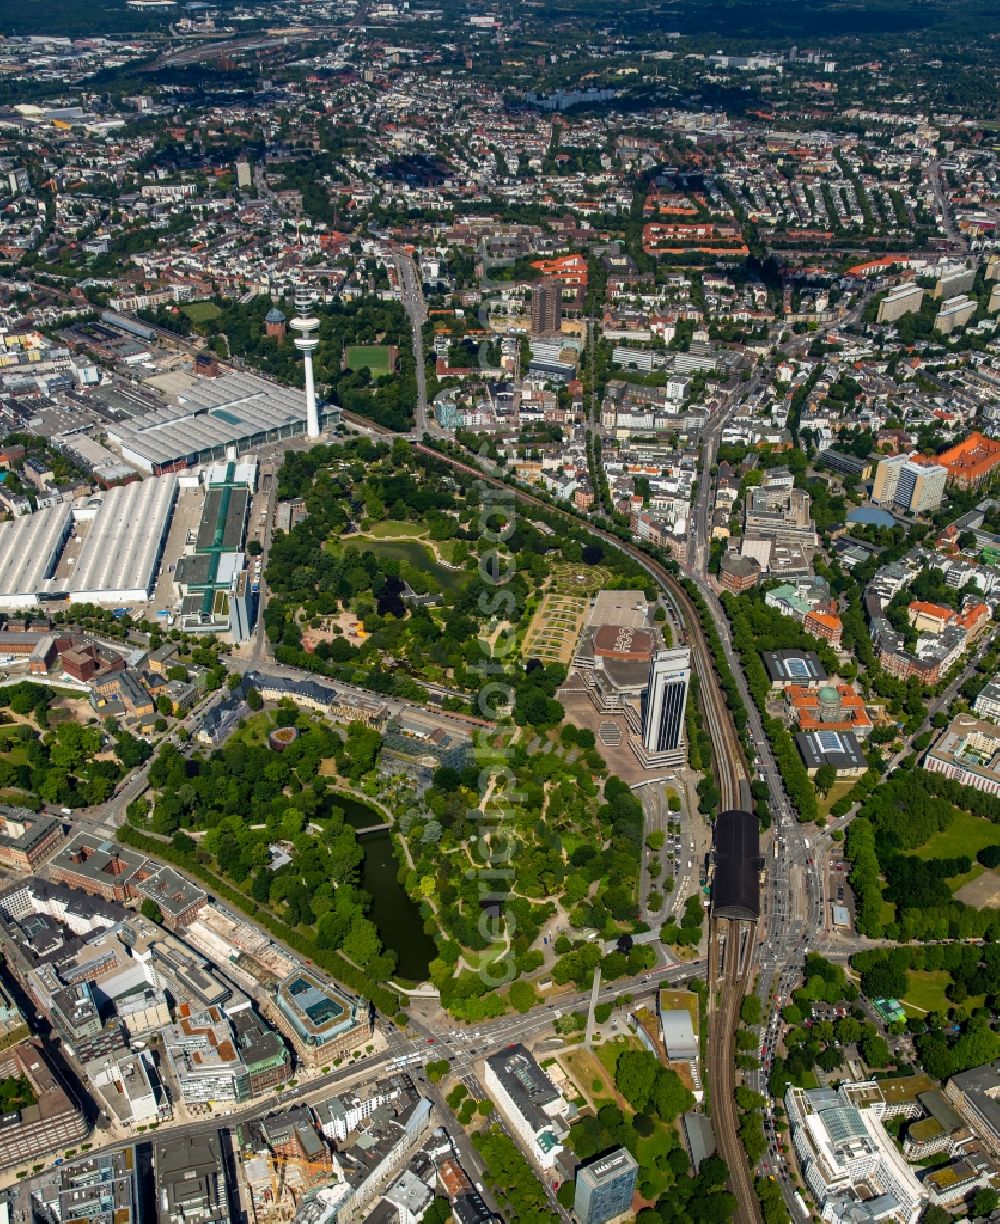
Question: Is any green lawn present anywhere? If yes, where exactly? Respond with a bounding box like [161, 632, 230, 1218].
[346, 344, 393, 373]
[818, 777, 855, 818]
[594, 1034, 640, 1080]
[434, 539, 467, 564]
[365, 521, 428, 539]
[901, 970, 984, 1017]
[902, 970, 951, 1014]
[908, 808, 1000, 864]
[229, 712, 275, 747]
[183, 300, 222, 323]
[947, 862, 985, 891]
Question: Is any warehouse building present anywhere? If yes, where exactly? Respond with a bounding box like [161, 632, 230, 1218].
[107, 370, 340, 475]
[0, 476, 177, 608]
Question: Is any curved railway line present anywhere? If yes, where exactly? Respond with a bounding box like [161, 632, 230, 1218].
[336, 418, 762, 1219]
[394, 439, 762, 1224]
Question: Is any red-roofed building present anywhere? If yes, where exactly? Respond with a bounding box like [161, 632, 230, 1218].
[529, 254, 588, 287]
[804, 609, 843, 646]
[936, 432, 1000, 490]
[785, 684, 872, 739]
[908, 601, 956, 635]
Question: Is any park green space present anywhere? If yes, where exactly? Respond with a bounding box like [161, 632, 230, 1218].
[818, 777, 854, 819]
[125, 706, 413, 1007]
[900, 970, 983, 1016]
[0, 683, 149, 809]
[328, 535, 464, 592]
[907, 807, 1000, 863]
[258, 440, 664, 1019]
[365, 520, 428, 539]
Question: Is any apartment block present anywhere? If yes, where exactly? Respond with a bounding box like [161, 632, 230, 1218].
[895, 460, 947, 513]
[877, 284, 924, 323]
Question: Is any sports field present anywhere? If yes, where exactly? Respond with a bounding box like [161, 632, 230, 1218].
[346, 344, 394, 373]
[183, 300, 222, 323]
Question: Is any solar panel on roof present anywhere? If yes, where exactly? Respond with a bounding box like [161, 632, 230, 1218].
[816, 730, 844, 752]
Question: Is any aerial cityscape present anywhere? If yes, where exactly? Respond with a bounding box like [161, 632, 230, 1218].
[0, 1, 1000, 1223]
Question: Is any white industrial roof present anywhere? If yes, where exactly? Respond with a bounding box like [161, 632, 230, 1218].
[65, 477, 178, 601]
[660, 1009, 698, 1059]
[0, 477, 177, 607]
[0, 504, 73, 603]
[108, 371, 307, 468]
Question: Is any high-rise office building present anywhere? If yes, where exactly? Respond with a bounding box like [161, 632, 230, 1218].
[874, 454, 947, 514]
[894, 459, 947, 514]
[531, 279, 563, 336]
[640, 648, 691, 762]
[871, 454, 908, 506]
[574, 1147, 639, 1224]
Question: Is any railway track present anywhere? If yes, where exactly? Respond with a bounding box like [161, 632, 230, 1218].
[341, 430, 762, 1221]
[710, 914, 761, 1224]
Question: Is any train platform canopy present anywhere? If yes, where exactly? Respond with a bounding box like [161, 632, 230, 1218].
[712, 808, 760, 921]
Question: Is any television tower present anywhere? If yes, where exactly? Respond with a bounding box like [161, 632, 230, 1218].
[291, 285, 321, 439]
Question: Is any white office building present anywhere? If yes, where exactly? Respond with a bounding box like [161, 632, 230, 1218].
[482, 1044, 567, 1170]
[786, 1083, 927, 1224]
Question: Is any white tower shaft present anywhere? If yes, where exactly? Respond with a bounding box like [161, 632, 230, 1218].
[303, 349, 319, 438]
[291, 286, 321, 440]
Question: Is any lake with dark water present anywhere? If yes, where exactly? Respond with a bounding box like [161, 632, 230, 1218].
[323, 791, 436, 982]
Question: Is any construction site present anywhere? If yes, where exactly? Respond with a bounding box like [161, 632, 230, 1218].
[239, 1107, 337, 1221]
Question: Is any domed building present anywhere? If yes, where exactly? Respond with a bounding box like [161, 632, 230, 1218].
[816, 685, 842, 723]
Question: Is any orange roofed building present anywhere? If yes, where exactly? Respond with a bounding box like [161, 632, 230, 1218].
[804, 609, 843, 646]
[908, 600, 991, 639]
[785, 684, 872, 739]
[530, 253, 588, 287]
[936, 432, 1000, 491]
